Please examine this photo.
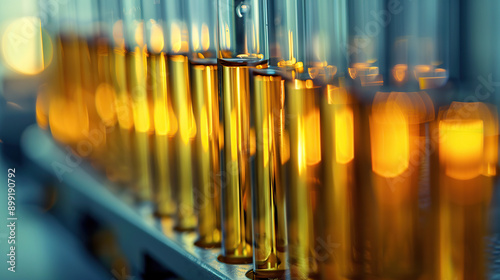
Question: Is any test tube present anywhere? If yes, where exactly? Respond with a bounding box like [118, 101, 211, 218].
[94, 0, 119, 178]
[122, 0, 153, 202]
[142, 0, 176, 216]
[161, 0, 197, 231]
[434, 102, 498, 280]
[346, 0, 385, 87]
[48, 0, 91, 147]
[387, 0, 450, 89]
[282, 1, 349, 279]
[217, 0, 269, 264]
[249, 0, 294, 277]
[251, 68, 286, 278]
[100, 0, 135, 186]
[368, 91, 434, 278]
[283, 5, 322, 278]
[186, 0, 221, 247]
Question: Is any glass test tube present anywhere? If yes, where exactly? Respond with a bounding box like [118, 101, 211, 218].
[162, 0, 197, 231]
[81, 0, 119, 173]
[369, 91, 434, 279]
[282, 1, 349, 279]
[347, 0, 385, 87]
[187, 0, 221, 247]
[249, 0, 296, 277]
[36, 0, 58, 131]
[142, 0, 176, 216]
[435, 102, 498, 280]
[217, 0, 269, 263]
[387, 0, 450, 89]
[123, 0, 153, 202]
[95, 0, 120, 179]
[48, 0, 91, 148]
[284, 78, 322, 279]
[251, 68, 287, 278]
[102, 0, 135, 186]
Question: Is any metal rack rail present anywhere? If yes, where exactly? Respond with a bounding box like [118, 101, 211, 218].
[21, 125, 251, 280]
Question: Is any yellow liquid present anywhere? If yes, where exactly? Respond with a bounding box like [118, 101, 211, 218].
[369, 94, 422, 278]
[219, 59, 266, 263]
[49, 35, 90, 147]
[109, 47, 134, 185]
[252, 72, 287, 277]
[191, 59, 221, 247]
[437, 120, 492, 280]
[149, 53, 176, 216]
[168, 54, 197, 231]
[284, 79, 322, 279]
[89, 37, 120, 174]
[321, 85, 359, 280]
[125, 47, 153, 202]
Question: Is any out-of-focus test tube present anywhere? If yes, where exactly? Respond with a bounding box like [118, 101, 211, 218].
[48, 0, 91, 148]
[284, 78, 322, 279]
[92, 0, 123, 181]
[122, 0, 153, 202]
[74, 0, 107, 166]
[187, 0, 221, 247]
[162, 0, 197, 231]
[142, 0, 176, 216]
[320, 85, 357, 280]
[347, 0, 385, 87]
[434, 102, 498, 280]
[282, 1, 348, 279]
[387, 0, 450, 89]
[369, 91, 433, 278]
[217, 0, 268, 264]
[101, 0, 135, 186]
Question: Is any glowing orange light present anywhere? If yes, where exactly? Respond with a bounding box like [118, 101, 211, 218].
[440, 102, 498, 178]
[440, 120, 484, 180]
[392, 64, 408, 83]
[49, 98, 89, 144]
[95, 83, 116, 126]
[305, 108, 322, 165]
[281, 130, 290, 164]
[370, 95, 410, 177]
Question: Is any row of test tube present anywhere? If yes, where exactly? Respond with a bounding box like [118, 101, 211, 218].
[35, 0, 499, 279]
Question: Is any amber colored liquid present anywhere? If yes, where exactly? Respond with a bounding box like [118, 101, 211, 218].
[125, 47, 153, 202]
[219, 58, 267, 263]
[284, 79, 323, 279]
[434, 118, 492, 280]
[88, 37, 121, 175]
[252, 71, 287, 277]
[148, 53, 176, 216]
[168, 54, 197, 231]
[49, 35, 91, 147]
[320, 85, 360, 280]
[109, 46, 134, 185]
[191, 59, 221, 247]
